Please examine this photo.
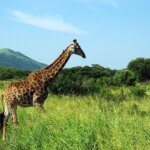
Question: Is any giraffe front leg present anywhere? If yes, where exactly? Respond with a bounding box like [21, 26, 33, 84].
[10, 105, 18, 127]
[10, 110, 18, 127]
[34, 103, 46, 113]
[33, 92, 47, 113]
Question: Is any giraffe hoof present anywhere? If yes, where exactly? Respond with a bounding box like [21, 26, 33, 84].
[12, 122, 19, 128]
[2, 138, 5, 141]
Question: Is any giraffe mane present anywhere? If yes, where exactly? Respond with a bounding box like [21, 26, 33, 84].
[44, 44, 71, 70]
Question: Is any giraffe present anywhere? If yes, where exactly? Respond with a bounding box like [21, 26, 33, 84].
[0, 39, 86, 140]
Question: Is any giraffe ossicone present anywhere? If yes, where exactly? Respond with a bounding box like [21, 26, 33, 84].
[0, 39, 86, 140]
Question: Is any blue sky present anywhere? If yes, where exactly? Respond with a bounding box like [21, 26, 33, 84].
[0, 0, 150, 69]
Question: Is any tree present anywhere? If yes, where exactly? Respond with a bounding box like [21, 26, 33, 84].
[128, 58, 150, 81]
[0, 67, 30, 80]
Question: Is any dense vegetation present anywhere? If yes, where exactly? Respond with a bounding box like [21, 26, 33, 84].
[0, 67, 30, 80]
[49, 57, 150, 95]
[0, 57, 149, 149]
[1, 57, 150, 96]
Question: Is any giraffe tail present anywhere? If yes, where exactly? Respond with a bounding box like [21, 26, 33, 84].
[0, 93, 4, 129]
[0, 112, 4, 129]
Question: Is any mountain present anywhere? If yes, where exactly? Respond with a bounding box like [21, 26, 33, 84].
[0, 48, 47, 70]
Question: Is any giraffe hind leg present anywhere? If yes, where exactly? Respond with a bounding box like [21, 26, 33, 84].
[2, 105, 10, 140]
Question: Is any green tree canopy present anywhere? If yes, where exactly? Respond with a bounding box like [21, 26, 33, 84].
[128, 58, 150, 82]
[0, 67, 30, 80]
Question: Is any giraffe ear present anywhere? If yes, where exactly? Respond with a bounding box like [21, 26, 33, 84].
[73, 39, 77, 43]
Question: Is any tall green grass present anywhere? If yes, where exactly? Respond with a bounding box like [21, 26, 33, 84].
[0, 94, 149, 150]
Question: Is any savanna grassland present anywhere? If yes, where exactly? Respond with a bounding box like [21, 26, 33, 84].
[0, 81, 149, 150]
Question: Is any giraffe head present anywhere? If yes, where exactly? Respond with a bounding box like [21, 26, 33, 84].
[70, 39, 86, 58]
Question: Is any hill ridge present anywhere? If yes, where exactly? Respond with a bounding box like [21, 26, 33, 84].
[0, 48, 47, 70]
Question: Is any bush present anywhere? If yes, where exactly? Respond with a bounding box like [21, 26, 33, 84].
[113, 70, 136, 86]
[49, 65, 115, 95]
[95, 77, 112, 87]
[130, 86, 146, 97]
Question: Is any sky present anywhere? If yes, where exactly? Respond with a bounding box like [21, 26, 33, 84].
[0, 0, 150, 69]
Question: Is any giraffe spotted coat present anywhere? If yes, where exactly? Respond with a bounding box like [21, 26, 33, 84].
[1, 39, 86, 140]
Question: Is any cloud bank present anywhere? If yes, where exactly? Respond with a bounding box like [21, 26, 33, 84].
[10, 10, 85, 34]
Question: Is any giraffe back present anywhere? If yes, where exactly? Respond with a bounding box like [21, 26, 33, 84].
[3, 80, 35, 107]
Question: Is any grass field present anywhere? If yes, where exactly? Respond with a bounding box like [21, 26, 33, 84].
[0, 84, 150, 150]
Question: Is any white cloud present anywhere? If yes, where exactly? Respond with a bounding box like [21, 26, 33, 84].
[75, 0, 120, 8]
[10, 10, 85, 34]
[77, 0, 143, 8]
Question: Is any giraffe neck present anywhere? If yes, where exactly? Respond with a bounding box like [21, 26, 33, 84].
[42, 46, 71, 84]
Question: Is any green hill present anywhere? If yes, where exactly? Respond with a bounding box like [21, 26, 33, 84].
[0, 48, 47, 70]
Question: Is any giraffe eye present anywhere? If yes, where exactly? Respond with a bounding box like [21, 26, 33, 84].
[75, 44, 79, 49]
[75, 46, 78, 49]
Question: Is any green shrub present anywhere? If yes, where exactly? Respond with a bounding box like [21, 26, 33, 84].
[113, 70, 136, 86]
[130, 86, 146, 97]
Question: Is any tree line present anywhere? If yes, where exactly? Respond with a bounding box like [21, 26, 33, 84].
[0, 57, 150, 95]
